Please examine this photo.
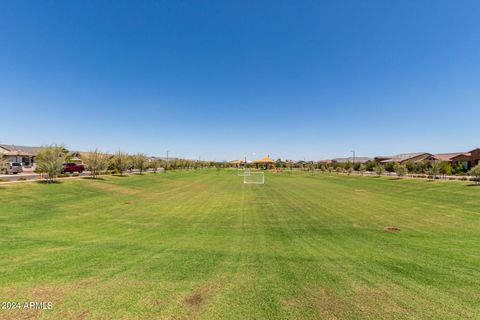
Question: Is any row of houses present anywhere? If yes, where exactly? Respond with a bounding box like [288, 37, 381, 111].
[323, 148, 480, 170]
[0, 144, 177, 168]
[2, 143, 480, 171]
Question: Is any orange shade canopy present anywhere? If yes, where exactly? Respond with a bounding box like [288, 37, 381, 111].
[253, 156, 275, 164]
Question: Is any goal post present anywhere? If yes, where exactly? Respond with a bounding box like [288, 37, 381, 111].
[244, 171, 264, 184]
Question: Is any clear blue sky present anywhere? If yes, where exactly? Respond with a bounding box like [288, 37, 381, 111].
[1, 1, 479, 161]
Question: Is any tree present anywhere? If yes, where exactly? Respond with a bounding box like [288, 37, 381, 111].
[82, 149, 109, 178]
[353, 162, 361, 171]
[375, 163, 385, 176]
[405, 162, 416, 174]
[358, 164, 366, 174]
[394, 163, 407, 177]
[452, 162, 466, 175]
[133, 153, 149, 174]
[35, 144, 66, 182]
[426, 160, 441, 180]
[344, 161, 352, 170]
[0, 155, 8, 174]
[275, 159, 284, 168]
[384, 162, 395, 173]
[468, 164, 480, 184]
[149, 159, 161, 173]
[418, 160, 431, 175]
[112, 151, 130, 175]
[308, 162, 315, 174]
[439, 161, 452, 178]
[365, 161, 376, 172]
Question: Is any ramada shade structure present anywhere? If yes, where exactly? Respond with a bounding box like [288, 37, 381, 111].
[230, 159, 246, 167]
[253, 156, 275, 164]
[253, 156, 275, 169]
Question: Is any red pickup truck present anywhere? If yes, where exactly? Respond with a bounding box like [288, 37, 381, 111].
[62, 163, 85, 174]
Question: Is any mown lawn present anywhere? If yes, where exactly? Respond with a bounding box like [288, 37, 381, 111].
[0, 170, 479, 319]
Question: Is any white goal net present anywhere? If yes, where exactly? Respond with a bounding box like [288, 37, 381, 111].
[244, 171, 264, 184]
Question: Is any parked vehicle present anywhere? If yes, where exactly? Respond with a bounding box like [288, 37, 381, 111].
[62, 163, 85, 174]
[1, 162, 23, 174]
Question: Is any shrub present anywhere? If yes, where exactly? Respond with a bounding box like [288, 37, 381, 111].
[468, 164, 480, 184]
[384, 162, 395, 173]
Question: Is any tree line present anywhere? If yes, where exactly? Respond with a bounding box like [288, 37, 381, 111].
[33, 145, 229, 182]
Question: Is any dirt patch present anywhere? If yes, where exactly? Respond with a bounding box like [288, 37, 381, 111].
[355, 189, 368, 192]
[184, 293, 203, 307]
[86, 181, 136, 195]
[0, 279, 99, 320]
[123, 201, 132, 205]
[384, 226, 401, 231]
[314, 289, 350, 319]
[282, 288, 350, 319]
[351, 284, 408, 316]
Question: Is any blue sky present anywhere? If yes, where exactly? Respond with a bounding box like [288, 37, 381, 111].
[1, 1, 479, 161]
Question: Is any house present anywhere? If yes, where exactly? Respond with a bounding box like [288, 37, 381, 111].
[0, 144, 39, 167]
[433, 152, 466, 163]
[375, 153, 433, 164]
[450, 148, 480, 170]
[332, 157, 372, 164]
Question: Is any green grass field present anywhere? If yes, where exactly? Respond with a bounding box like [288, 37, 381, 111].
[1, 170, 479, 319]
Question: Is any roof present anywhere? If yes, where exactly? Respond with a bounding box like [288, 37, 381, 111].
[332, 157, 372, 163]
[433, 152, 466, 161]
[0, 144, 40, 156]
[253, 156, 275, 163]
[381, 152, 431, 163]
[450, 148, 480, 160]
[318, 160, 332, 164]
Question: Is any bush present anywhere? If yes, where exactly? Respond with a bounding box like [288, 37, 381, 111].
[18, 177, 27, 181]
[468, 164, 480, 184]
[384, 162, 395, 172]
[394, 163, 407, 177]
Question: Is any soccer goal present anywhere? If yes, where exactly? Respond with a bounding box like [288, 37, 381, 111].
[244, 171, 264, 184]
